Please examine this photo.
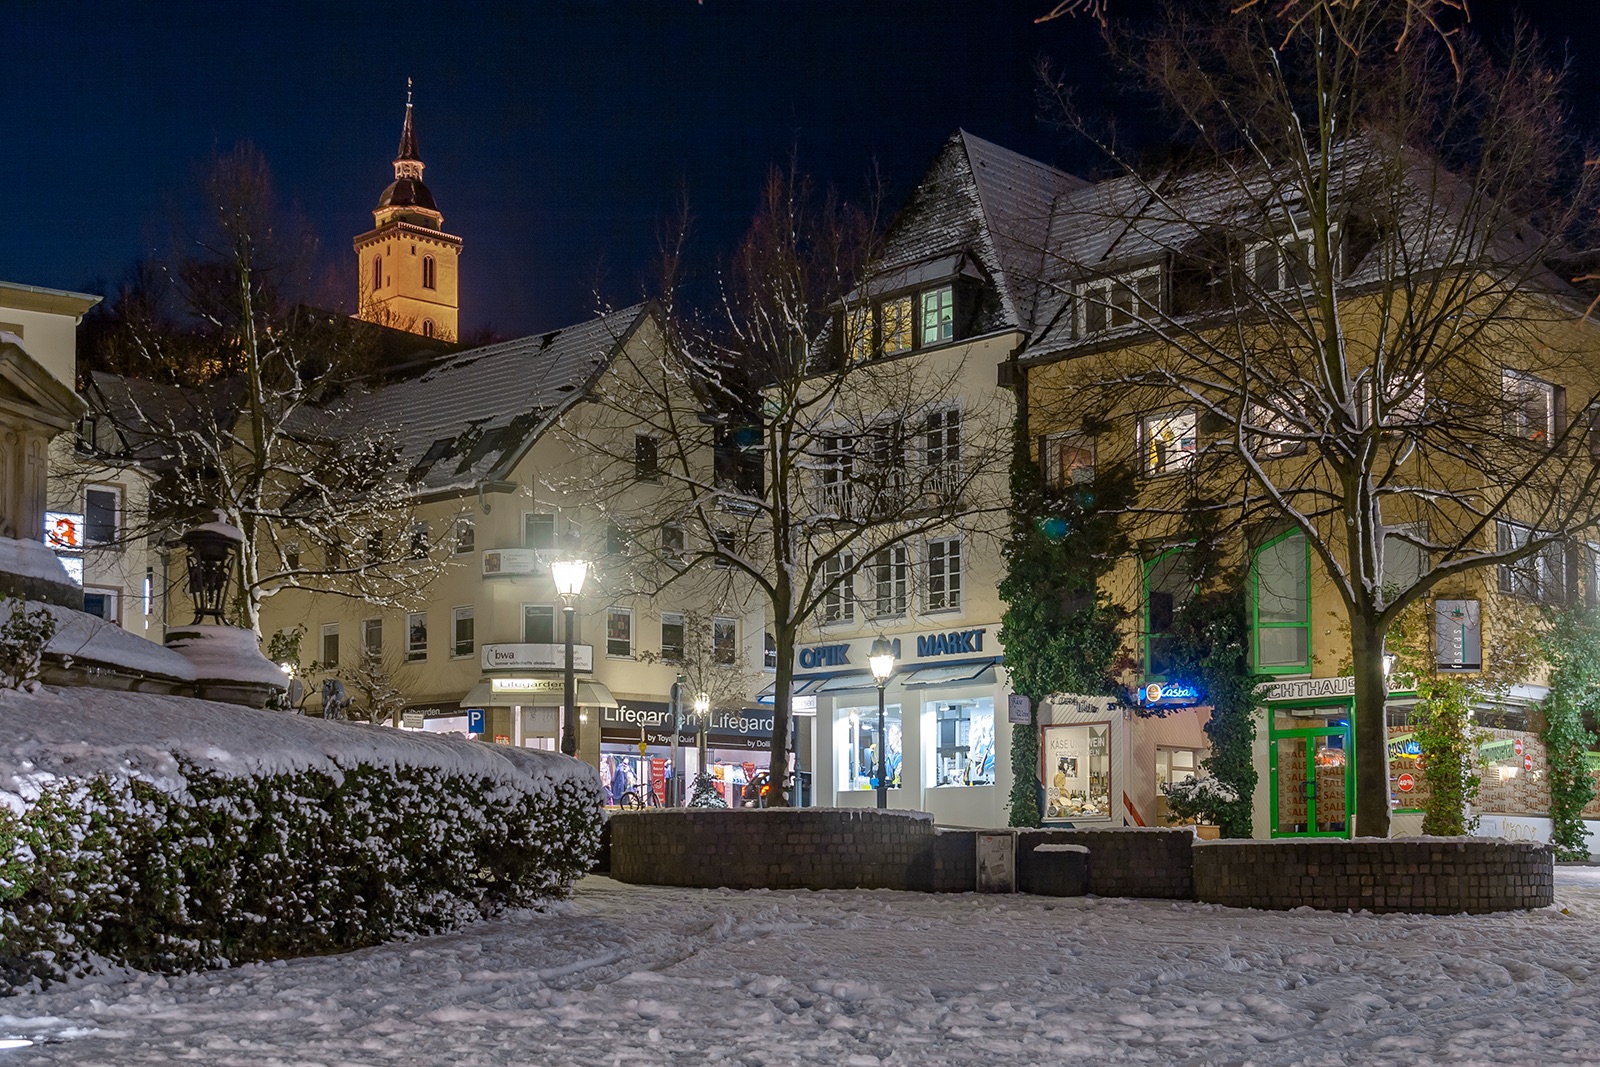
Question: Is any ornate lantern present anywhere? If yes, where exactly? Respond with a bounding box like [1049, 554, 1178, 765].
[179, 511, 243, 624]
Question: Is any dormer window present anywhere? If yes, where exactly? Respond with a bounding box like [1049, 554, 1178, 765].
[1247, 226, 1337, 291]
[1079, 267, 1161, 336]
[882, 295, 913, 355]
[921, 286, 954, 346]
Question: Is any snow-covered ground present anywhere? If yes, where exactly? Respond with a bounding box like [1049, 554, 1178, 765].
[5, 869, 1600, 1066]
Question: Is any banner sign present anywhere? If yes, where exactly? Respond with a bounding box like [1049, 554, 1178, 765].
[482, 643, 593, 672]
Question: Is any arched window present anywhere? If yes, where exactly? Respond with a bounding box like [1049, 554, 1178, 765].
[422, 255, 436, 290]
[371, 256, 382, 292]
[422, 319, 435, 338]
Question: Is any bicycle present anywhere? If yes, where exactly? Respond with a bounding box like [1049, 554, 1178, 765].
[618, 786, 665, 809]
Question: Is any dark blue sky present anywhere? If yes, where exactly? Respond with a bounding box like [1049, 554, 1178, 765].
[3, 1, 1593, 338]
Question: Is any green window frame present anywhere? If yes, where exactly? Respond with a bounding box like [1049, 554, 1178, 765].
[1143, 546, 1195, 679]
[1252, 530, 1312, 674]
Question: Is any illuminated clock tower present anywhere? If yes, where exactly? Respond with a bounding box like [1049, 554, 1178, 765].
[354, 81, 462, 341]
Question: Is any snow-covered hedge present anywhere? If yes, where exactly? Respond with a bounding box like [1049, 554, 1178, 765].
[0, 688, 603, 991]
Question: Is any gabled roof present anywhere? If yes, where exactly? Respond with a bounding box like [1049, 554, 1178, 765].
[343, 304, 651, 493]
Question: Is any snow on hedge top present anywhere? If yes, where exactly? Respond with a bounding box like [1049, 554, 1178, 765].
[0, 536, 73, 585]
[0, 685, 597, 814]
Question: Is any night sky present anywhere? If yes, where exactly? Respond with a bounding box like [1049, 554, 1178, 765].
[4, 1, 1597, 338]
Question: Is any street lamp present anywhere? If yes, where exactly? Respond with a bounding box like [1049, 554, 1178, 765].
[869, 637, 896, 809]
[551, 558, 589, 758]
[694, 691, 711, 785]
[179, 511, 243, 624]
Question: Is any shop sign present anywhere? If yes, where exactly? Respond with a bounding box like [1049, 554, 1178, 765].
[1479, 738, 1516, 762]
[482, 643, 593, 672]
[916, 629, 985, 658]
[44, 512, 83, 549]
[491, 677, 563, 693]
[603, 703, 775, 738]
[1389, 734, 1422, 758]
[402, 709, 425, 729]
[798, 643, 851, 669]
[791, 695, 817, 715]
[1007, 693, 1032, 725]
[1435, 599, 1482, 670]
[1256, 676, 1410, 703]
[1138, 680, 1200, 707]
[482, 549, 545, 577]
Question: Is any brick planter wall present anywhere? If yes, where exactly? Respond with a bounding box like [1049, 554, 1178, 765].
[1017, 828, 1195, 899]
[608, 809, 938, 891]
[1194, 839, 1554, 914]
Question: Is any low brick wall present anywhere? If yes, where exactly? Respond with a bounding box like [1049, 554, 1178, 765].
[1018, 828, 1195, 899]
[608, 808, 938, 890]
[1194, 838, 1554, 914]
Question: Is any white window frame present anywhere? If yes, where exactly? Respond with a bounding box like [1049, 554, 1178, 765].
[362, 617, 383, 655]
[1502, 370, 1558, 445]
[1497, 521, 1565, 604]
[820, 552, 855, 625]
[522, 603, 557, 645]
[454, 517, 475, 556]
[451, 605, 475, 659]
[1140, 409, 1198, 476]
[868, 546, 909, 620]
[320, 623, 340, 668]
[1078, 265, 1161, 336]
[405, 611, 427, 662]
[926, 537, 963, 613]
[662, 523, 687, 565]
[660, 611, 686, 662]
[607, 607, 633, 658]
[522, 511, 557, 551]
[82, 585, 121, 625]
[712, 616, 738, 665]
[83, 484, 122, 547]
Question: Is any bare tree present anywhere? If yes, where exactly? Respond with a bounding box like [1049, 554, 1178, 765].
[1028, 1, 1600, 835]
[565, 166, 1012, 804]
[76, 143, 452, 632]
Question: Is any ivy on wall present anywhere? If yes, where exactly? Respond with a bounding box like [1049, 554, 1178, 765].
[998, 420, 1131, 828]
[1541, 608, 1600, 860]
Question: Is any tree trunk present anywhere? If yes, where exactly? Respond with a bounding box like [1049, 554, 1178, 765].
[765, 623, 797, 806]
[1350, 615, 1392, 838]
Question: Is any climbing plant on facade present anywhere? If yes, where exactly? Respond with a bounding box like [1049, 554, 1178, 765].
[1541, 608, 1600, 860]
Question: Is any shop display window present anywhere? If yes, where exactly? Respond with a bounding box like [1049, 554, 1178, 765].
[838, 705, 901, 791]
[1041, 723, 1111, 820]
[932, 698, 995, 786]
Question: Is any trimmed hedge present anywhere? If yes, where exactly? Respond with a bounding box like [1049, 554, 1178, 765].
[1, 726, 601, 991]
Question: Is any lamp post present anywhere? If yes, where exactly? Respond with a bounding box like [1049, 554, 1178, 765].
[551, 558, 589, 758]
[869, 637, 896, 810]
[694, 691, 710, 786]
[178, 511, 243, 624]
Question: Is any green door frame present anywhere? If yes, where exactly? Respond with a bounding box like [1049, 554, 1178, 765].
[1268, 697, 1355, 839]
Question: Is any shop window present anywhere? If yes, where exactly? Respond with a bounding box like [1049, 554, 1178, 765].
[1503, 370, 1561, 445]
[320, 623, 340, 668]
[405, 611, 427, 661]
[868, 547, 908, 619]
[1144, 546, 1195, 678]
[933, 699, 995, 786]
[85, 486, 120, 545]
[1497, 521, 1565, 603]
[820, 553, 854, 624]
[838, 704, 902, 791]
[881, 295, 913, 355]
[635, 434, 659, 481]
[1041, 723, 1111, 820]
[926, 537, 962, 612]
[1154, 747, 1202, 792]
[1140, 410, 1197, 476]
[607, 608, 633, 658]
[660, 612, 685, 662]
[523, 512, 557, 550]
[454, 518, 475, 556]
[1041, 433, 1094, 489]
[452, 606, 475, 659]
[363, 617, 383, 655]
[83, 586, 120, 624]
[1253, 530, 1311, 673]
[764, 631, 777, 670]
[523, 604, 556, 644]
[920, 285, 955, 346]
[712, 617, 737, 665]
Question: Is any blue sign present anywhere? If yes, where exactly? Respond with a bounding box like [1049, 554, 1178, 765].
[916, 629, 985, 658]
[1138, 681, 1201, 707]
[467, 708, 486, 735]
[799, 643, 851, 669]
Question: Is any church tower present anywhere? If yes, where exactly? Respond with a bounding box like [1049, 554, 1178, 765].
[354, 82, 462, 341]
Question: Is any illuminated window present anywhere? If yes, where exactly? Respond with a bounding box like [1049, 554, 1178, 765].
[921, 286, 954, 346]
[881, 295, 913, 355]
[1140, 410, 1198, 475]
[1041, 433, 1094, 488]
[846, 306, 873, 361]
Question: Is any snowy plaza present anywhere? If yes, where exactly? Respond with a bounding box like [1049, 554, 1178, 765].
[5, 869, 1599, 1066]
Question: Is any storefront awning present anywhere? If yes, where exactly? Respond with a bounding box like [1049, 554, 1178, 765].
[901, 660, 997, 688]
[460, 680, 619, 709]
[756, 678, 824, 705]
[814, 672, 879, 694]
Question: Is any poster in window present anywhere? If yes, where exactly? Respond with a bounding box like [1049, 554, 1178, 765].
[1434, 599, 1482, 670]
[1041, 723, 1111, 821]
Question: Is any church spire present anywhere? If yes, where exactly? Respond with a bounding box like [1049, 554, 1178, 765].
[394, 78, 423, 181]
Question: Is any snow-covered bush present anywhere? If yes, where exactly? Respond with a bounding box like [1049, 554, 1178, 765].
[0, 597, 55, 691]
[1161, 775, 1239, 826]
[688, 771, 728, 808]
[0, 688, 602, 991]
